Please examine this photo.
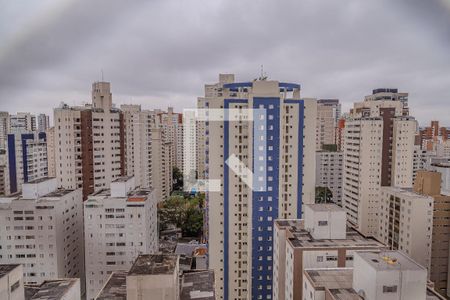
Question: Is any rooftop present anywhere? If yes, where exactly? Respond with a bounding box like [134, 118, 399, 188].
[304, 268, 353, 291]
[356, 251, 426, 272]
[112, 176, 134, 183]
[327, 288, 362, 300]
[181, 270, 215, 300]
[88, 187, 152, 199]
[0, 264, 20, 278]
[287, 226, 384, 249]
[128, 254, 178, 276]
[305, 204, 346, 212]
[95, 271, 127, 300]
[26, 279, 79, 300]
[40, 188, 75, 199]
[26, 177, 55, 184]
[275, 219, 304, 231]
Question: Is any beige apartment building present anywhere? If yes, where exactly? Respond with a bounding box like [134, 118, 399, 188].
[54, 81, 124, 200]
[378, 186, 433, 270]
[342, 88, 416, 237]
[414, 171, 450, 298]
[378, 170, 450, 298]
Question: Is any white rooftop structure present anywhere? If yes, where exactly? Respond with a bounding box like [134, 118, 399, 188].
[304, 204, 347, 239]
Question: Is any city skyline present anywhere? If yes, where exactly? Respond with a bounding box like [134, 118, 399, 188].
[1, 0, 450, 124]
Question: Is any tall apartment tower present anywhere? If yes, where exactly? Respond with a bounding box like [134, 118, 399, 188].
[121, 105, 154, 189]
[342, 88, 416, 236]
[203, 75, 316, 300]
[158, 107, 184, 173]
[0, 178, 84, 286]
[4, 132, 48, 195]
[84, 176, 158, 300]
[53, 82, 124, 199]
[316, 99, 341, 150]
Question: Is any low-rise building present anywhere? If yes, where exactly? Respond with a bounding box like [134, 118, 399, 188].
[96, 254, 215, 300]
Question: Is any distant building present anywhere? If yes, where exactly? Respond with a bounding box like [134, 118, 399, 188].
[9, 113, 36, 134]
[84, 176, 158, 300]
[273, 204, 386, 300]
[0, 112, 9, 150]
[4, 132, 48, 195]
[342, 88, 416, 236]
[316, 99, 340, 150]
[0, 178, 84, 286]
[315, 151, 343, 205]
[36, 114, 50, 133]
[54, 82, 124, 200]
[425, 158, 450, 196]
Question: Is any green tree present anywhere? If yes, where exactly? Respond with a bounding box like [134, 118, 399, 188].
[159, 193, 205, 237]
[315, 186, 333, 204]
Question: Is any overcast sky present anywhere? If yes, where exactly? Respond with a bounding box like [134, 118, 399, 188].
[0, 0, 449, 125]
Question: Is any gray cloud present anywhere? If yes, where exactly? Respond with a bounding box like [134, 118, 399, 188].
[0, 0, 449, 125]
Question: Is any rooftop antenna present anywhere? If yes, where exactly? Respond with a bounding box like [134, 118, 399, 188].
[259, 65, 268, 81]
[101, 69, 104, 81]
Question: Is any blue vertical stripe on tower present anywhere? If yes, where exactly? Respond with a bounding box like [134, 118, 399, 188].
[7, 134, 17, 193]
[252, 98, 280, 300]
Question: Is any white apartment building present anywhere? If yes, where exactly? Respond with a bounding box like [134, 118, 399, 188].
[54, 81, 124, 200]
[273, 204, 385, 300]
[202, 75, 317, 300]
[4, 132, 48, 195]
[9, 113, 36, 134]
[379, 186, 433, 270]
[342, 89, 416, 237]
[0, 178, 84, 286]
[315, 151, 343, 205]
[0, 264, 24, 300]
[84, 176, 158, 300]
